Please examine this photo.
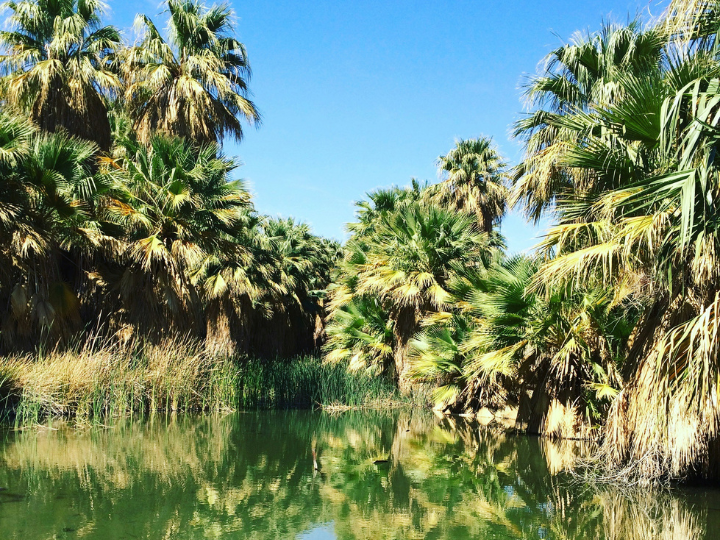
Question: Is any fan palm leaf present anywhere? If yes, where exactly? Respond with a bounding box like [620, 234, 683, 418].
[0, 0, 121, 149]
[123, 0, 259, 145]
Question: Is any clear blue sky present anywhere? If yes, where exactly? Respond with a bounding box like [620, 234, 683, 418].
[108, 0, 666, 253]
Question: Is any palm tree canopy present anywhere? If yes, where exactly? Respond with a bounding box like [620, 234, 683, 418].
[0, 0, 121, 149]
[353, 203, 498, 311]
[261, 217, 340, 302]
[108, 135, 251, 270]
[0, 112, 112, 340]
[96, 135, 253, 327]
[518, 6, 720, 477]
[431, 137, 509, 233]
[124, 0, 260, 145]
[512, 21, 665, 221]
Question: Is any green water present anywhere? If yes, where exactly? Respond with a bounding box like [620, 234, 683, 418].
[0, 411, 719, 539]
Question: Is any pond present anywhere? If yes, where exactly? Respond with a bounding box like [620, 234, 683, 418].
[0, 410, 719, 539]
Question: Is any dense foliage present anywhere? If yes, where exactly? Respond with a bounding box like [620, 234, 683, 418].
[0, 0, 337, 358]
[4, 0, 720, 483]
[325, 0, 720, 481]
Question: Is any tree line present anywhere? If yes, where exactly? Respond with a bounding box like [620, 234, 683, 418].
[0, 0, 339, 357]
[325, 0, 720, 481]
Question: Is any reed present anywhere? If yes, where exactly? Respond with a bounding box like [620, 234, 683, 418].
[0, 337, 238, 426]
[235, 356, 400, 410]
[0, 339, 403, 426]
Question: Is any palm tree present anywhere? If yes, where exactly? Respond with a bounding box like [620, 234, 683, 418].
[262, 218, 338, 308]
[524, 9, 720, 477]
[407, 257, 529, 413]
[324, 296, 394, 374]
[0, 122, 110, 345]
[430, 137, 509, 233]
[191, 210, 270, 354]
[0, 114, 34, 253]
[254, 217, 340, 356]
[0, 0, 121, 149]
[477, 264, 631, 438]
[102, 135, 252, 333]
[512, 21, 664, 221]
[193, 215, 339, 357]
[409, 255, 633, 436]
[124, 0, 260, 146]
[0, 113, 39, 343]
[329, 194, 499, 388]
[408, 312, 479, 410]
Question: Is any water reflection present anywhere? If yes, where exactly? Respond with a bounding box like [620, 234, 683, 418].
[0, 411, 717, 539]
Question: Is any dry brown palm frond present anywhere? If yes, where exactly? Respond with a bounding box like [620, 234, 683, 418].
[599, 291, 720, 481]
[662, 0, 720, 43]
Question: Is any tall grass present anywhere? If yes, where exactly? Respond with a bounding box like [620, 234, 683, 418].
[235, 356, 400, 409]
[0, 339, 404, 426]
[0, 337, 239, 426]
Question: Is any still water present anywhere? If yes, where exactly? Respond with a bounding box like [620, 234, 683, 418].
[0, 410, 719, 539]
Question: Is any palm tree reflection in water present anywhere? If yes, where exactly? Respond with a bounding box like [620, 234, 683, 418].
[0, 411, 715, 539]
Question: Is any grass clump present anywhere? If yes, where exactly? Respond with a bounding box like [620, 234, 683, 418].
[0, 337, 238, 426]
[0, 339, 404, 426]
[235, 356, 400, 409]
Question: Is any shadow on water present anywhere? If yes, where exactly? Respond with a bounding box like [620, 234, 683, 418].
[0, 410, 719, 539]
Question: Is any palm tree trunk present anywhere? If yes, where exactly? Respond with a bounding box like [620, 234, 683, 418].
[205, 299, 235, 356]
[392, 305, 416, 393]
[524, 384, 588, 439]
[313, 298, 326, 350]
[601, 290, 720, 479]
[518, 363, 589, 439]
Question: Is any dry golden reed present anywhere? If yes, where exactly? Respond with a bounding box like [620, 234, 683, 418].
[0, 336, 238, 425]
